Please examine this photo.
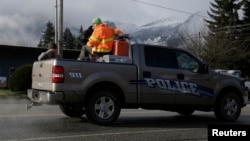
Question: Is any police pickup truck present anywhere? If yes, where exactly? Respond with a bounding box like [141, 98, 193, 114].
[27, 40, 248, 125]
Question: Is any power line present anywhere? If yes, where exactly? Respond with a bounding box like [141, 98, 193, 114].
[131, 0, 250, 43]
[132, 0, 250, 33]
[132, 0, 209, 19]
[208, 24, 250, 33]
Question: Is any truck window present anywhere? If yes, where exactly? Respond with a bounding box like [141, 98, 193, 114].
[176, 51, 199, 72]
[144, 46, 177, 69]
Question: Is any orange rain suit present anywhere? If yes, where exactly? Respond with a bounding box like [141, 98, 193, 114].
[87, 24, 123, 53]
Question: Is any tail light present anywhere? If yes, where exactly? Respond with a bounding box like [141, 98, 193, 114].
[52, 66, 64, 83]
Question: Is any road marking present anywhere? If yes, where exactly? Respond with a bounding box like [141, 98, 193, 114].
[3, 128, 192, 141]
[0, 110, 167, 118]
[0, 113, 63, 118]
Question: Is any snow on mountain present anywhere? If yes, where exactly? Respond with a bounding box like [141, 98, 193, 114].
[131, 18, 181, 45]
[125, 11, 209, 47]
[178, 11, 208, 36]
[140, 17, 182, 29]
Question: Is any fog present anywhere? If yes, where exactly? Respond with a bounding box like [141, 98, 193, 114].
[0, 0, 211, 47]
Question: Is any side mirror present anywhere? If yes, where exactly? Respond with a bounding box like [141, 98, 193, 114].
[199, 64, 209, 74]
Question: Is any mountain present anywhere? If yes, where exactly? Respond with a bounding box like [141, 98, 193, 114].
[112, 11, 208, 48]
[178, 11, 208, 35]
[0, 11, 208, 48]
[130, 17, 182, 46]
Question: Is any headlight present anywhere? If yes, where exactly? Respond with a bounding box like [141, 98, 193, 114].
[244, 81, 250, 91]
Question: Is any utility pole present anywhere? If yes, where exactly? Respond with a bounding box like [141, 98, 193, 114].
[57, 0, 63, 58]
[55, 0, 58, 44]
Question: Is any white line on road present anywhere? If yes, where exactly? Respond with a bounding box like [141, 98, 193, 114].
[0, 110, 168, 118]
[0, 113, 63, 118]
[2, 128, 193, 141]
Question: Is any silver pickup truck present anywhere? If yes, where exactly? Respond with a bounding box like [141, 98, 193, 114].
[27, 43, 248, 125]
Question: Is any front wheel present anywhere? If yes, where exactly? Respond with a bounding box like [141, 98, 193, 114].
[214, 91, 241, 122]
[86, 91, 121, 126]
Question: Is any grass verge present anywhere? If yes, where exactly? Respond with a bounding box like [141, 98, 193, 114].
[0, 89, 26, 97]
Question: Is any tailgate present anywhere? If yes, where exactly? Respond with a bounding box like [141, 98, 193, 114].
[31, 59, 55, 91]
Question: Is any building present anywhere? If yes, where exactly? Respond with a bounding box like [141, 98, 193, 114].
[0, 45, 80, 88]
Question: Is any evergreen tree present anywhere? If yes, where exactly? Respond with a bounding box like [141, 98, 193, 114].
[204, 0, 250, 77]
[63, 28, 75, 49]
[206, 0, 242, 39]
[37, 21, 55, 48]
[37, 39, 43, 47]
[79, 25, 84, 36]
[243, 0, 250, 23]
[240, 0, 250, 77]
[76, 25, 84, 50]
[242, 0, 250, 42]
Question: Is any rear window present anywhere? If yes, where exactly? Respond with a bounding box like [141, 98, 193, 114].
[144, 46, 177, 69]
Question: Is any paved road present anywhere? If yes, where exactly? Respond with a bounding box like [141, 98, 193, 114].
[0, 97, 249, 141]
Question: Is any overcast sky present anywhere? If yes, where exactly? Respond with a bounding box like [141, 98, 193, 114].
[0, 0, 212, 46]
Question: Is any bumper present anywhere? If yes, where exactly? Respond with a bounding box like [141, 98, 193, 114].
[27, 89, 63, 105]
[242, 89, 249, 106]
[243, 95, 248, 105]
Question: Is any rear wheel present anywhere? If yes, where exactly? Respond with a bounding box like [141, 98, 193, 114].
[59, 105, 85, 117]
[86, 90, 121, 126]
[214, 91, 241, 122]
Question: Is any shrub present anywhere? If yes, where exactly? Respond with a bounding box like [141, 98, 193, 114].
[9, 64, 32, 92]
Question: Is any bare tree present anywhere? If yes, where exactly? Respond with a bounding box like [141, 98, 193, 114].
[181, 30, 247, 70]
[204, 32, 247, 69]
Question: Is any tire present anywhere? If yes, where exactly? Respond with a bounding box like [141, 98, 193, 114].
[214, 91, 241, 122]
[59, 105, 85, 117]
[86, 90, 121, 126]
[177, 109, 195, 116]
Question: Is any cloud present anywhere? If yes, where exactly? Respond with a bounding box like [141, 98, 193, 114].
[0, 0, 212, 47]
[0, 13, 47, 46]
